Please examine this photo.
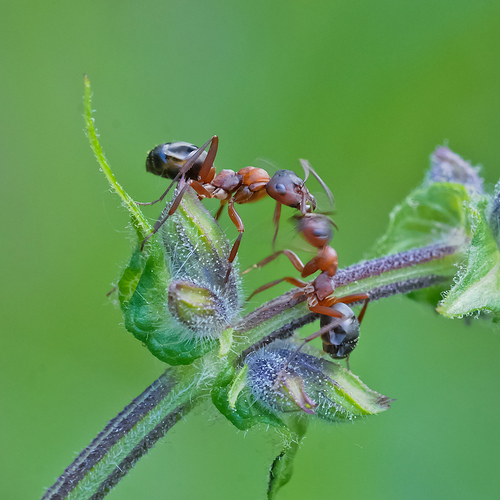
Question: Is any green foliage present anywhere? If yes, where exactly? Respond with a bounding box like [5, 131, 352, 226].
[115, 189, 242, 365]
[371, 182, 471, 256]
[267, 416, 307, 500]
[371, 148, 500, 320]
[211, 362, 286, 431]
[438, 197, 500, 319]
[79, 78, 499, 500]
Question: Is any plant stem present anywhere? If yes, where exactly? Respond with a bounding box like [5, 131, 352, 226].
[83, 75, 152, 241]
[234, 243, 460, 354]
[43, 364, 202, 499]
[43, 242, 462, 499]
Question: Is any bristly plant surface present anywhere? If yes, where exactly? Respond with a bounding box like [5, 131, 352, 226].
[42, 77, 500, 500]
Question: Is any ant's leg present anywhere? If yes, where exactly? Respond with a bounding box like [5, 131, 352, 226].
[309, 304, 346, 318]
[197, 135, 218, 182]
[302, 246, 338, 278]
[301, 254, 338, 278]
[301, 257, 320, 279]
[345, 354, 351, 372]
[137, 136, 217, 206]
[302, 314, 344, 341]
[271, 202, 282, 250]
[189, 180, 212, 199]
[215, 201, 226, 220]
[356, 297, 370, 324]
[246, 276, 307, 301]
[140, 181, 191, 251]
[225, 198, 244, 283]
[242, 251, 283, 275]
[242, 249, 305, 275]
[332, 293, 370, 325]
[280, 316, 344, 375]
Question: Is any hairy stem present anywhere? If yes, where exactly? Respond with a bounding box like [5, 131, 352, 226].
[43, 242, 462, 499]
[84, 75, 152, 241]
[234, 243, 460, 354]
[43, 364, 202, 499]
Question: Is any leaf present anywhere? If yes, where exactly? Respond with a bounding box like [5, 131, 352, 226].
[369, 158, 472, 310]
[371, 182, 471, 257]
[211, 362, 286, 431]
[85, 76, 241, 365]
[84, 75, 152, 242]
[371, 146, 500, 321]
[267, 416, 307, 500]
[487, 178, 500, 247]
[120, 190, 242, 365]
[438, 199, 500, 319]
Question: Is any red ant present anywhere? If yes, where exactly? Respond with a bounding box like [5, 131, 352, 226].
[246, 213, 369, 366]
[243, 212, 339, 278]
[139, 136, 331, 281]
[251, 270, 370, 367]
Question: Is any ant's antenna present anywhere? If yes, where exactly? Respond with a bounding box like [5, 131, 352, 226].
[299, 159, 334, 207]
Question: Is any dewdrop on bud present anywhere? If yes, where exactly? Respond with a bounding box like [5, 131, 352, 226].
[245, 344, 391, 422]
[428, 147, 484, 195]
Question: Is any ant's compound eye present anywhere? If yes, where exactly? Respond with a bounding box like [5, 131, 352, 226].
[146, 144, 170, 177]
[275, 183, 287, 195]
[267, 170, 304, 208]
[312, 228, 329, 240]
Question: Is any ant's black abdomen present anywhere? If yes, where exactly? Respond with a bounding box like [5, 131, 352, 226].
[146, 142, 207, 180]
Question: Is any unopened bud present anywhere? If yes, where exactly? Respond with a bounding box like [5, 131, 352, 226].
[428, 147, 484, 195]
[120, 188, 241, 365]
[168, 280, 229, 337]
[246, 344, 390, 422]
[488, 180, 500, 248]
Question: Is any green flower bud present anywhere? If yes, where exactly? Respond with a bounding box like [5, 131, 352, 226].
[168, 280, 232, 337]
[487, 179, 500, 248]
[211, 362, 286, 431]
[245, 344, 391, 422]
[428, 147, 484, 195]
[118, 188, 241, 365]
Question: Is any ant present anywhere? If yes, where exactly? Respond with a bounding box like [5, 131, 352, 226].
[254, 269, 370, 368]
[295, 295, 368, 370]
[139, 136, 331, 281]
[243, 212, 339, 278]
[246, 212, 369, 366]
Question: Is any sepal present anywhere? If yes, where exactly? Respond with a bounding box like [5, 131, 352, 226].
[118, 188, 241, 365]
[245, 344, 391, 421]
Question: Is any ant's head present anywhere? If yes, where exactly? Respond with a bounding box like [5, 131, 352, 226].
[146, 142, 207, 180]
[320, 303, 360, 359]
[266, 169, 316, 213]
[294, 213, 336, 248]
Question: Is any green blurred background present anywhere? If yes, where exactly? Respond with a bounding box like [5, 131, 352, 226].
[2, 0, 500, 498]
